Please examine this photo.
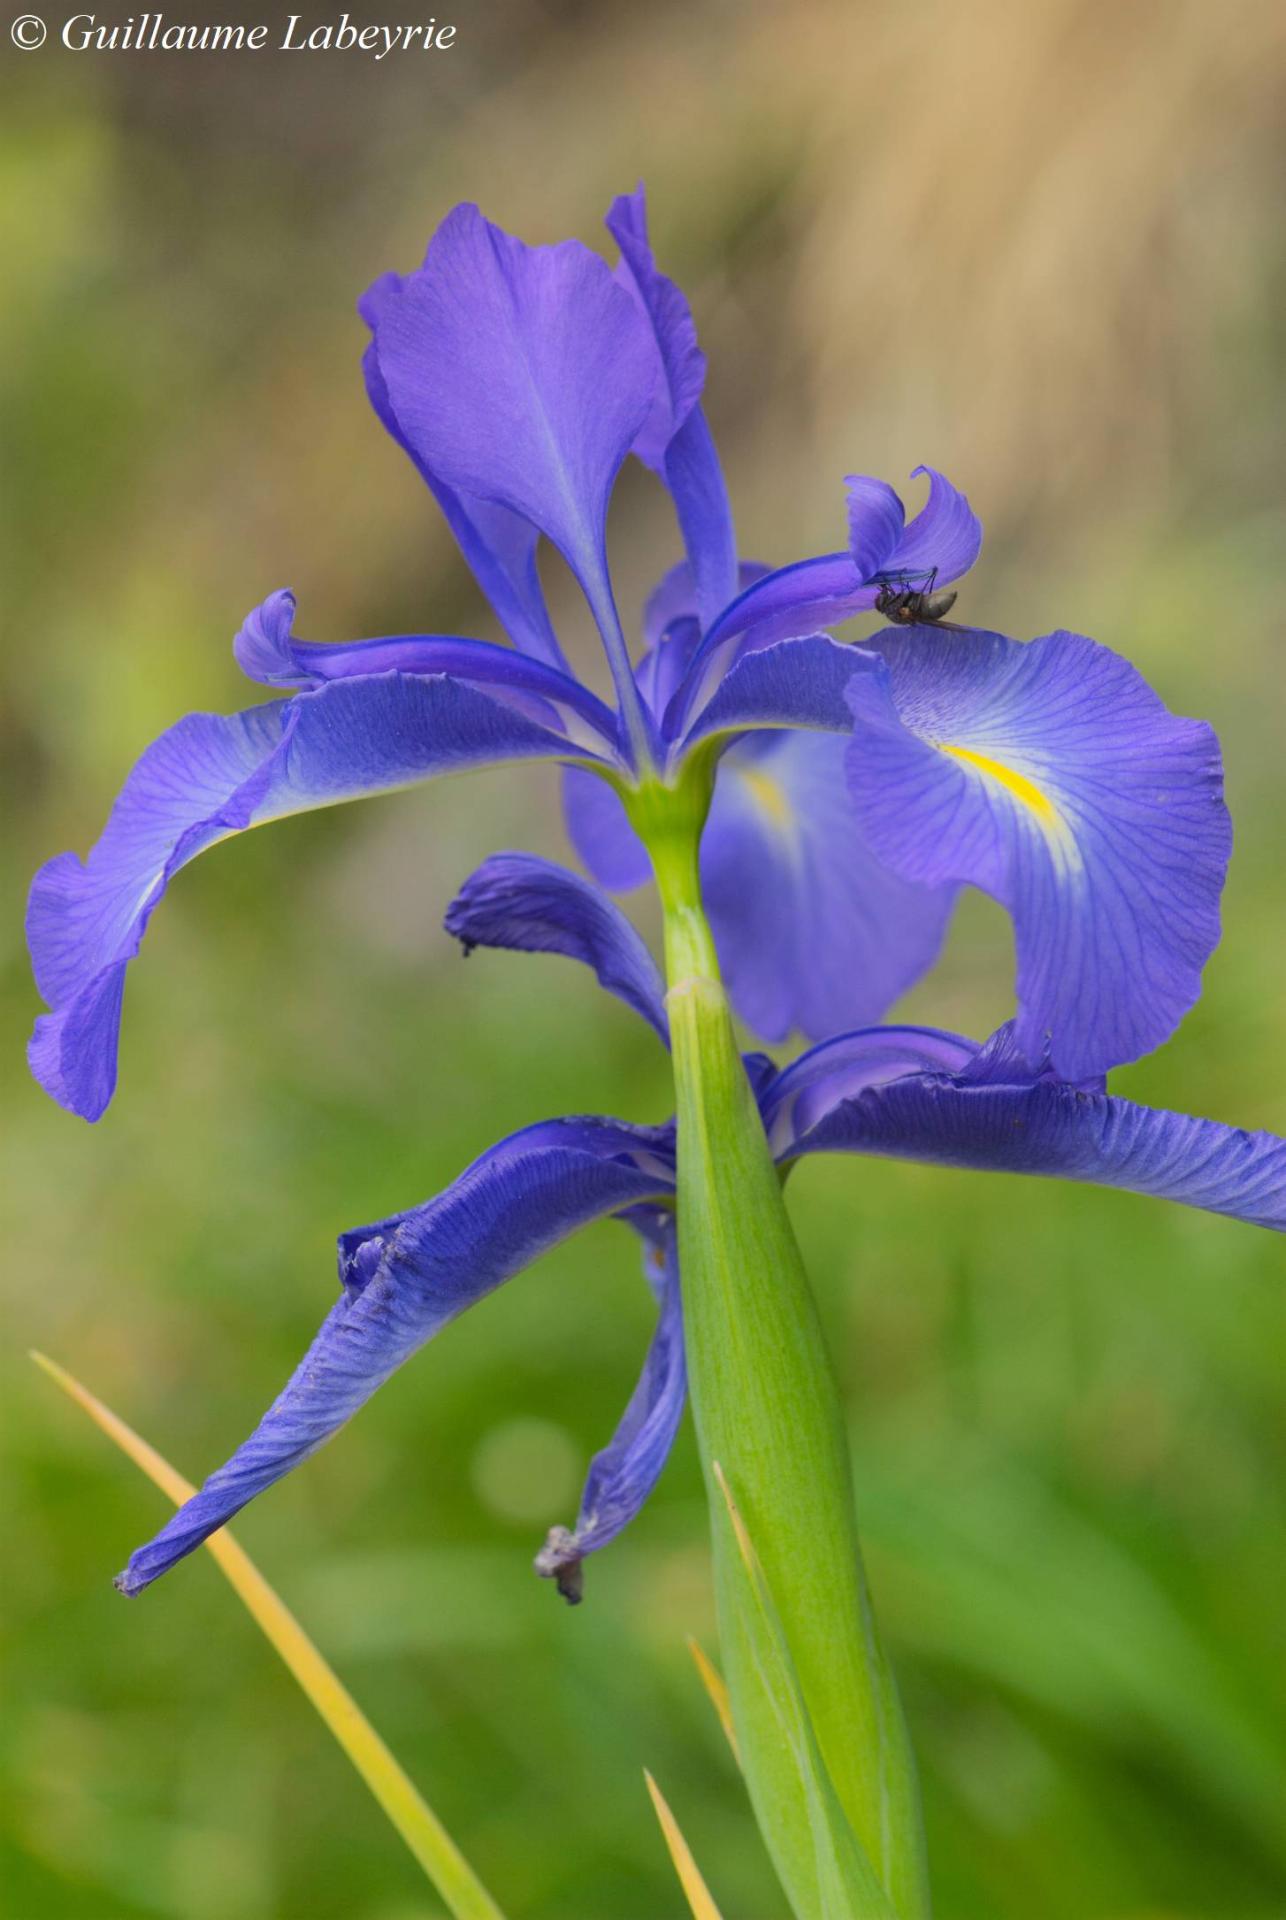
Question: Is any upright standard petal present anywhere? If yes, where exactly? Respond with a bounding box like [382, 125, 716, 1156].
[700, 731, 956, 1043]
[535, 1209, 685, 1601]
[782, 1038, 1285, 1232]
[117, 1117, 678, 1594]
[29, 672, 610, 1121]
[659, 411, 741, 636]
[362, 204, 655, 610]
[445, 852, 669, 1044]
[845, 627, 1231, 1079]
[606, 187, 705, 471]
[361, 292, 566, 668]
[607, 186, 738, 627]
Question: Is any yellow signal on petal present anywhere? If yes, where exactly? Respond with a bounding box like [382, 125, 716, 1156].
[739, 768, 794, 830]
[938, 743, 1082, 871]
[938, 743, 1058, 822]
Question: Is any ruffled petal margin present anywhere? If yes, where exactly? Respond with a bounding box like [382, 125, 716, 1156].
[846, 627, 1231, 1078]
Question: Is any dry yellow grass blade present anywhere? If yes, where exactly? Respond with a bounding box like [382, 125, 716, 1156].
[685, 1636, 740, 1767]
[643, 1770, 726, 1920]
[31, 1351, 506, 1920]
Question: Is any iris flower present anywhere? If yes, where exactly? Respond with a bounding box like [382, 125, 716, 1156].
[28, 184, 1272, 1590]
[116, 853, 1284, 1600]
[29, 184, 1227, 1123]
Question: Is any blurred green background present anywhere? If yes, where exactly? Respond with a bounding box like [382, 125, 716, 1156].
[3, 1, 1284, 1915]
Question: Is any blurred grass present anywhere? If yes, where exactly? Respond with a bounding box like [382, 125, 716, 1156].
[29, 1354, 508, 1920]
[3, 2, 1285, 1916]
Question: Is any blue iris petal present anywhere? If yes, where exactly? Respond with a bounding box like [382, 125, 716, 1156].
[760, 1023, 978, 1153]
[670, 553, 867, 734]
[877, 465, 982, 585]
[360, 307, 566, 669]
[361, 204, 658, 726]
[233, 591, 620, 747]
[607, 185, 738, 630]
[535, 1208, 685, 1603]
[672, 467, 981, 731]
[777, 1026, 1285, 1232]
[117, 1115, 677, 1595]
[28, 656, 617, 1121]
[676, 633, 876, 749]
[561, 766, 653, 894]
[606, 186, 706, 472]
[700, 732, 956, 1043]
[362, 204, 656, 595]
[115, 887, 1284, 1598]
[641, 560, 769, 661]
[845, 625, 1232, 1079]
[845, 476, 907, 580]
[445, 851, 669, 1045]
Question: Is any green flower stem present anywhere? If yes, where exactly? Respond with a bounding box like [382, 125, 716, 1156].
[635, 783, 929, 1919]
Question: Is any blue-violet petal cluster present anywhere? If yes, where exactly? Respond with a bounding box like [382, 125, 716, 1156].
[24, 182, 1278, 1604]
[116, 856, 1283, 1599]
[34, 183, 1227, 1113]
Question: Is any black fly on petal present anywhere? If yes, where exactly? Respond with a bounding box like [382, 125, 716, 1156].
[873, 567, 960, 626]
